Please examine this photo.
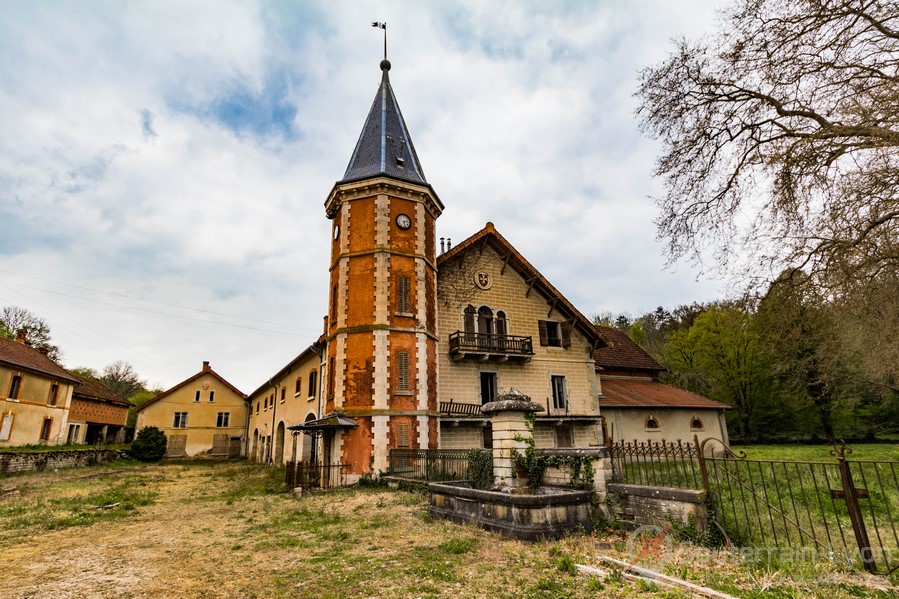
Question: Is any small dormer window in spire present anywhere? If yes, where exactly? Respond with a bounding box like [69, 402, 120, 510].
[396, 156, 405, 168]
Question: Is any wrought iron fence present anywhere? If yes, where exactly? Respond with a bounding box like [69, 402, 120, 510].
[285, 461, 351, 489]
[701, 440, 899, 575]
[610, 439, 703, 489]
[387, 448, 493, 482]
[609, 437, 899, 574]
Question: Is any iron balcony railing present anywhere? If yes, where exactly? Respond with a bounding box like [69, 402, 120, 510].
[448, 331, 534, 359]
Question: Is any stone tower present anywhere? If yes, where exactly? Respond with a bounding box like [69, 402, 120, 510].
[323, 59, 444, 477]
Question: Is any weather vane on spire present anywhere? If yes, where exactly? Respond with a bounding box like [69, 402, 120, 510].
[372, 21, 387, 61]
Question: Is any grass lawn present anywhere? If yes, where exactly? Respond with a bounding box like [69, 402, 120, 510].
[0, 460, 895, 597]
[731, 444, 899, 462]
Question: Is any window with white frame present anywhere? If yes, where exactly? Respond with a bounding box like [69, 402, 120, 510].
[173, 412, 188, 428]
[216, 412, 230, 428]
[0, 412, 14, 441]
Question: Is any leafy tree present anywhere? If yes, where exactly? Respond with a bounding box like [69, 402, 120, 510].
[756, 271, 853, 441]
[660, 305, 774, 441]
[126, 389, 162, 428]
[129, 426, 167, 462]
[0, 305, 61, 361]
[69, 366, 99, 380]
[637, 0, 899, 298]
[100, 360, 146, 399]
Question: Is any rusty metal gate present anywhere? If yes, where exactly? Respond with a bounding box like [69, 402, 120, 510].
[698, 439, 899, 574]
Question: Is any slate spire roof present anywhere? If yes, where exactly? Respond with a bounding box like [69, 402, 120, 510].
[340, 59, 428, 186]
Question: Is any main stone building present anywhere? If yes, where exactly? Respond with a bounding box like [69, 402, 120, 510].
[234, 59, 729, 481]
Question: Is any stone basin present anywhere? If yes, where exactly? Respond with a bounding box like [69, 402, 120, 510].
[427, 480, 594, 541]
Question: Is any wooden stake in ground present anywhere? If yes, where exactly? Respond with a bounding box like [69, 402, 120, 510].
[593, 555, 740, 599]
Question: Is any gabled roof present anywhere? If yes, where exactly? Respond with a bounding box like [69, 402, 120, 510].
[438, 222, 605, 348]
[71, 375, 132, 407]
[0, 337, 81, 384]
[339, 60, 428, 186]
[248, 343, 323, 400]
[136, 361, 246, 412]
[593, 326, 664, 374]
[600, 378, 731, 410]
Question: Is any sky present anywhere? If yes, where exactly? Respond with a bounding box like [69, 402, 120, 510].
[0, 0, 728, 393]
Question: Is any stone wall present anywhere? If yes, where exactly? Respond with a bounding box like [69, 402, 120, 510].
[0, 449, 121, 475]
[607, 482, 708, 530]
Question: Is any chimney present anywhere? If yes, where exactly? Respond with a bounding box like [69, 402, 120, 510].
[447, 238, 452, 251]
[15, 329, 29, 345]
[202, 361, 210, 372]
[37, 347, 50, 357]
[440, 237, 445, 255]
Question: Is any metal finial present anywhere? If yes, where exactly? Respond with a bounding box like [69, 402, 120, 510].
[372, 21, 387, 61]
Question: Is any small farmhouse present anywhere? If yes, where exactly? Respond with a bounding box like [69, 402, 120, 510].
[136, 361, 247, 457]
[0, 331, 80, 446]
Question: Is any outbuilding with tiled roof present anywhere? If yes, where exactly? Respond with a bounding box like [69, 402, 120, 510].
[67, 375, 133, 445]
[594, 325, 731, 445]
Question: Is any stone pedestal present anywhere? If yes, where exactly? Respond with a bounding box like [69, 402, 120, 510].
[481, 389, 544, 489]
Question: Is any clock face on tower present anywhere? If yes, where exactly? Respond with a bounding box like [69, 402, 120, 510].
[395, 214, 412, 230]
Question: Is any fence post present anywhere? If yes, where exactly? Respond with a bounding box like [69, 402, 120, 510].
[695, 434, 711, 495]
[833, 445, 876, 574]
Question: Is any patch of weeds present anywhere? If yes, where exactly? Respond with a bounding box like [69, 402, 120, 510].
[318, 530, 350, 542]
[556, 553, 576, 575]
[586, 576, 605, 591]
[230, 544, 243, 551]
[531, 576, 566, 595]
[637, 578, 659, 592]
[409, 546, 458, 582]
[1, 483, 157, 534]
[270, 506, 343, 532]
[360, 514, 392, 529]
[438, 537, 478, 555]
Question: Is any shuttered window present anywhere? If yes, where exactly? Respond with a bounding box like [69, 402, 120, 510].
[397, 423, 410, 448]
[397, 276, 410, 313]
[538, 320, 571, 348]
[396, 351, 410, 391]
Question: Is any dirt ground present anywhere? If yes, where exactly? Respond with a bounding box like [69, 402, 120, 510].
[0, 461, 894, 599]
[0, 463, 274, 598]
[0, 461, 605, 599]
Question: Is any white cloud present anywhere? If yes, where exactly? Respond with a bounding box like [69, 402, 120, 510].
[0, 0, 726, 392]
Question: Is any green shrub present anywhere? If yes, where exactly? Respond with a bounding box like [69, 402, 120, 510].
[129, 426, 167, 462]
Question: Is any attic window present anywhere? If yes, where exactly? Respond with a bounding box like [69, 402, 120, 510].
[690, 417, 704, 431]
[395, 155, 405, 168]
[645, 415, 660, 431]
